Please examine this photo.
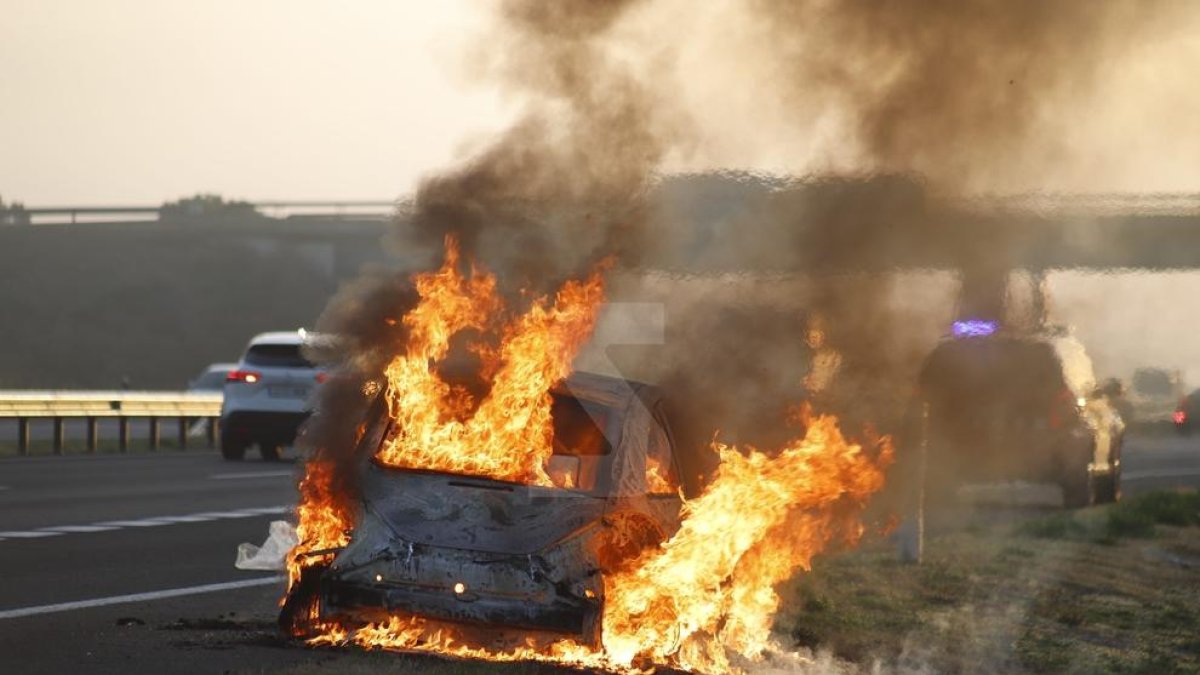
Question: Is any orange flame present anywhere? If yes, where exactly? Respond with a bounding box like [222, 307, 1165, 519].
[287, 238, 891, 674]
[375, 236, 608, 485]
[287, 459, 352, 590]
[600, 415, 891, 673]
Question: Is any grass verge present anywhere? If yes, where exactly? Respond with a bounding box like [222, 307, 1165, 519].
[778, 489, 1200, 674]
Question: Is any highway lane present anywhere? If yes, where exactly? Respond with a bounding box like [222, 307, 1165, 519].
[0, 452, 306, 673]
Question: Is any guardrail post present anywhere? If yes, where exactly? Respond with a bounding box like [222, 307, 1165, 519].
[118, 418, 129, 453]
[18, 417, 30, 456]
[206, 418, 218, 449]
[148, 417, 160, 451]
[178, 417, 189, 450]
[52, 418, 65, 455]
[86, 417, 98, 453]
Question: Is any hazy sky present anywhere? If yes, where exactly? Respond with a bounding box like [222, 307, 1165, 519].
[4, 1, 1198, 206]
[1, 0, 510, 205]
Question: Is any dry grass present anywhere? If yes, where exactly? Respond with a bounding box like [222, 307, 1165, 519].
[777, 490, 1200, 674]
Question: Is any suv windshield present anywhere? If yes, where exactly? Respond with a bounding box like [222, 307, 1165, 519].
[244, 343, 313, 369]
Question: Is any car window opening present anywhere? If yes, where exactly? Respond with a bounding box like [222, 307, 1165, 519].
[548, 394, 613, 491]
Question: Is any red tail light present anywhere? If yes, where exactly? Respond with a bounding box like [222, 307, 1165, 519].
[226, 370, 262, 384]
[1174, 410, 1187, 425]
[314, 372, 329, 384]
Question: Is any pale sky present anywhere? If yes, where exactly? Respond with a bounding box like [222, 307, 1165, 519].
[4, 1, 1198, 207]
[0, 0, 510, 206]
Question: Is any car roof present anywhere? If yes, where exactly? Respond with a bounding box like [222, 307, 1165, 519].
[552, 370, 660, 410]
[203, 362, 238, 373]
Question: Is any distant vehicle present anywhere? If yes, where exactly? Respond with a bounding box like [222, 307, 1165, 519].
[1174, 389, 1200, 435]
[905, 321, 1124, 508]
[1129, 367, 1184, 426]
[220, 331, 327, 461]
[280, 371, 709, 644]
[187, 363, 237, 392]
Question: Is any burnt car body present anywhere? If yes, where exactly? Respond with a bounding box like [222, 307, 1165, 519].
[284, 372, 704, 644]
[905, 327, 1124, 508]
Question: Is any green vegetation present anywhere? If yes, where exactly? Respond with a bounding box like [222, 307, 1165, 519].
[1018, 490, 1200, 543]
[159, 194, 265, 224]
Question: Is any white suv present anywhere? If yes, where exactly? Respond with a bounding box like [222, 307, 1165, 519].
[220, 330, 326, 461]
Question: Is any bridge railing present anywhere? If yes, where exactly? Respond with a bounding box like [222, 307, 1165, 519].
[0, 391, 223, 455]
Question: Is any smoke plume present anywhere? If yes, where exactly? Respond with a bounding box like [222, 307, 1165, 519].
[305, 0, 1194, 500]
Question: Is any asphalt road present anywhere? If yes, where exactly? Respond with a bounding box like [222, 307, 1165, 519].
[0, 433, 1197, 675]
[0, 452, 309, 674]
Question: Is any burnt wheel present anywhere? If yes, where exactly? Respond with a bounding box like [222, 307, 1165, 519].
[1060, 468, 1094, 509]
[258, 442, 282, 462]
[1091, 468, 1120, 504]
[220, 432, 248, 461]
[279, 563, 328, 637]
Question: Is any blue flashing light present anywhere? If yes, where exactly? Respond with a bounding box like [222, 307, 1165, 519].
[952, 319, 998, 338]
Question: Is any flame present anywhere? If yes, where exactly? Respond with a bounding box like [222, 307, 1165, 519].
[286, 238, 892, 673]
[645, 456, 678, 495]
[600, 415, 891, 673]
[375, 236, 608, 486]
[287, 459, 352, 589]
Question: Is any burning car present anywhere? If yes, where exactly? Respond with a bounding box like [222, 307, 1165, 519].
[282, 370, 704, 646]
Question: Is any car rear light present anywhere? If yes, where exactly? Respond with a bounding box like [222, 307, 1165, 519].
[1174, 410, 1187, 425]
[226, 370, 262, 384]
[315, 372, 329, 384]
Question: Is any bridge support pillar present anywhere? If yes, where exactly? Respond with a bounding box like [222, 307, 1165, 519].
[86, 417, 98, 453]
[52, 418, 65, 455]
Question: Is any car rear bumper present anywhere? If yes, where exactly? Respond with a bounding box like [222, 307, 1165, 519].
[319, 575, 597, 639]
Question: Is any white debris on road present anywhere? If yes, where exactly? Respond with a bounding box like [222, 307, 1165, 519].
[235, 520, 298, 571]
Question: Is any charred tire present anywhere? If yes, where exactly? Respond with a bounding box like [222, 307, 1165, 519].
[258, 442, 282, 462]
[1060, 469, 1094, 509]
[220, 432, 248, 461]
[279, 563, 328, 637]
[1091, 468, 1120, 504]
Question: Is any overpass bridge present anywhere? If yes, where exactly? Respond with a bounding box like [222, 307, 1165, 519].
[0, 200, 397, 226]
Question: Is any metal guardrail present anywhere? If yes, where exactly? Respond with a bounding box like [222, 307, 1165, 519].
[0, 391, 223, 455]
[5, 201, 398, 226]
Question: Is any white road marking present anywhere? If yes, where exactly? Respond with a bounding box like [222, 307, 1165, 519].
[0, 531, 62, 539]
[94, 520, 172, 528]
[150, 515, 217, 523]
[210, 471, 294, 480]
[0, 576, 285, 620]
[241, 506, 289, 515]
[1124, 468, 1200, 481]
[0, 505, 291, 544]
[190, 511, 261, 519]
